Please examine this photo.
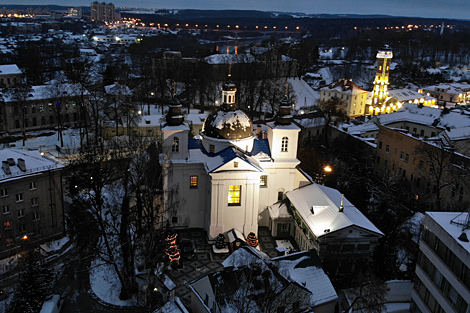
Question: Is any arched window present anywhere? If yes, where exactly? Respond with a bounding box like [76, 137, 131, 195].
[281, 137, 288, 152]
[172, 137, 179, 152]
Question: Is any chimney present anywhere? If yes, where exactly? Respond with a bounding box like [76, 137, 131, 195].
[2, 161, 11, 175]
[17, 158, 26, 172]
[339, 194, 344, 212]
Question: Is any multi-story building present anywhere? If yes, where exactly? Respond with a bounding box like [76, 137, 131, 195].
[91, 1, 117, 23]
[0, 84, 84, 134]
[0, 149, 64, 259]
[0, 64, 22, 88]
[410, 211, 470, 313]
[375, 125, 470, 210]
[320, 78, 368, 118]
[420, 83, 470, 105]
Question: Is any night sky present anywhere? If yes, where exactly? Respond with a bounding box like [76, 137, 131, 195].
[2, 0, 468, 20]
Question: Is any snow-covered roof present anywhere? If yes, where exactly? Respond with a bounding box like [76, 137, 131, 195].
[321, 78, 367, 96]
[0, 149, 63, 183]
[202, 53, 256, 64]
[426, 212, 470, 254]
[0, 64, 21, 75]
[273, 250, 338, 307]
[2, 84, 85, 102]
[286, 184, 383, 237]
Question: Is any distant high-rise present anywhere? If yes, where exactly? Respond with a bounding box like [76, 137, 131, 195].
[370, 45, 393, 115]
[91, 1, 117, 22]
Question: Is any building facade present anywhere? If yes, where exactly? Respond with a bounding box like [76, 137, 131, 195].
[320, 78, 368, 118]
[0, 149, 64, 259]
[410, 212, 470, 313]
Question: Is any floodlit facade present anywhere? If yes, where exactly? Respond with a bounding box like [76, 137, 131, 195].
[411, 212, 470, 313]
[371, 45, 393, 114]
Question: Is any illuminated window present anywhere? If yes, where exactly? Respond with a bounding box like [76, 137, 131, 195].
[260, 175, 267, 188]
[281, 137, 288, 152]
[4, 220, 12, 229]
[228, 185, 241, 206]
[172, 137, 179, 153]
[190, 176, 198, 188]
[210, 145, 215, 154]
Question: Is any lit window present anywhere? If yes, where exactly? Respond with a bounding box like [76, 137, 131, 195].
[16, 193, 23, 202]
[0, 188, 7, 197]
[190, 176, 198, 188]
[29, 182, 37, 190]
[31, 197, 39, 207]
[4, 220, 12, 229]
[172, 137, 179, 153]
[281, 137, 288, 152]
[17, 209, 25, 218]
[210, 145, 215, 154]
[228, 185, 241, 206]
[260, 175, 267, 188]
[3, 205, 9, 215]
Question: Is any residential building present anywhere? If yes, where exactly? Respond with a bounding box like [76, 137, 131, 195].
[375, 125, 470, 210]
[320, 78, 368, 118]
[420, 83, 470, 105]
[268, 183, 383, 276]
[0, 64, 22, 88]
[91, 1, 118, 23]
[0, 149, 64, 259]
[410, 212, 470, 313]
[0, 84, 84, 134]
[190, 246, 338, 313]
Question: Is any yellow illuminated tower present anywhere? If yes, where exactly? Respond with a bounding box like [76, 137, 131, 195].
[370, 45, 393, 115]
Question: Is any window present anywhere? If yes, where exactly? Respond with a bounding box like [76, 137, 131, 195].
[30, 182, 37, 190]
[16, 193, 23, 202]
[385, 145, 389, 153]
[17, 209, 25, 218]
[190, 176, 198, 188]
[0, 188, 7, 197]
[33, 212, 40, 221]
[4, 220, 12, 229]
[281, 137, 288, 152]
[260, 175, 267, 188]
[3, 205, 9, 215]
[210, 144, 215, 154]
[172, 137, 179, 153]
[31, 197, 39, 207]
[228, 185, 241, 205]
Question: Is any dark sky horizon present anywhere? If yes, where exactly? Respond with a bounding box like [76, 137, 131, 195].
[1, 0, 468, 20]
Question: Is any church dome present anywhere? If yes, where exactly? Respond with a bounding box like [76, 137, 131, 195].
[202, 109, 253, 140]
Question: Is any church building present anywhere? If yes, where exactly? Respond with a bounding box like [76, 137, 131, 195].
[160, 82, 311, 239]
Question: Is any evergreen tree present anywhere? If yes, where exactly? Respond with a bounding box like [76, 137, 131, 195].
[9, 249, 53, 313]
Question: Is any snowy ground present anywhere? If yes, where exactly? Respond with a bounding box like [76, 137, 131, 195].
[89, 259, 136, 307]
